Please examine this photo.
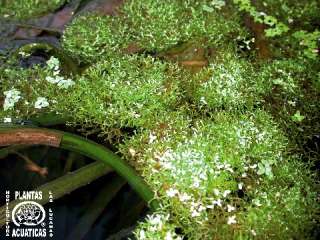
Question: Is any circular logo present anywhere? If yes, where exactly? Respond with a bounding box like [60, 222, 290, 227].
[12, 201, 46, 227]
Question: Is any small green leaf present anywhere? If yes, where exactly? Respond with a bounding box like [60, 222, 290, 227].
[202, 5, 214, 13]
[257, 163, 265, 175]
[291, 111, 305, 122]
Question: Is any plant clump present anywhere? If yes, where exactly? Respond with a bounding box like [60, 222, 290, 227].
[185, 52, 263, 110]
[63, 55, 184, 132]
[62, 0, 247, 63]
[62, 14, 130, 64]
[0, 0, 67, 20]
[0, 54, 184, 138]
[0, 0, 319, 239]
[121, 110, 317, 239]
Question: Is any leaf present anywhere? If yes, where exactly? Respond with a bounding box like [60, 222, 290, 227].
[257, 163, 265, 175]
[202, 5, 214, 13]
[291, 111, 305, 122]
[264, 163, 273, 178]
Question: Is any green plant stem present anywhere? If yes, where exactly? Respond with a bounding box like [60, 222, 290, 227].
[0, 161, 112, 227]
[0, 126, 158, 210]
[63, 151, 78, 174]
[60, 132, 158, 209]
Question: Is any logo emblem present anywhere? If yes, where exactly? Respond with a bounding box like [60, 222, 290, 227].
[12, 201, 46, 227]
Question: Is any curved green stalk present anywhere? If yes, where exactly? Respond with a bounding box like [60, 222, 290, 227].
[0, 126, 158, 210]
[60, 132, 158, 210]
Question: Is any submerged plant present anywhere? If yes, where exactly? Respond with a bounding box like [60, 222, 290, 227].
[0, 0, 319, 239]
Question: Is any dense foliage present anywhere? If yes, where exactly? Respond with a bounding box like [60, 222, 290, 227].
[1, 0, 319, 239]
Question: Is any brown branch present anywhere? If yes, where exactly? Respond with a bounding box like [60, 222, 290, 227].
[13, 151, 48, 177]
[0, 128, 62, 147]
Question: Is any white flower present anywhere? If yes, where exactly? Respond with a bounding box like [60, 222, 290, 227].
[57, 79, 75, 89]
[249, 164, 257, 169]
[251, 229, 257, 236]
[34, 97, 49, 109]
[238, 182, 244, 190]
[165, 231, 173, 240]
[199, 172, 207, 180]
[148, 133, 157, 144]
[129, 148, 136, 157]
[148, 214, 162, 226]
[252, 199, 262, 207]
[210, 0, 226, 10]
[132, 112, 141, 118]
[200, 96, 207, 105]
[179, 193, 191, 202]
[3, 117, 12, 123]
[46, 75, 75, 89]
[46, 76, 61, 84]
[241, 172, 247, 177]
[213, 188, 220, 196]
[191, 209, 201, 217]
[3, 88, 21, 111]
[227, 204, 235, 212]
[227, 215, 237, 225]
[198, 205, 206, 212]
[138, 229, 146, 239]
[47, 56, 60, 71]
[166, 188, 178, 198]
[212, 199, 222, 207]
[192, 178, 201, 188]
[223, 190, 231, 198]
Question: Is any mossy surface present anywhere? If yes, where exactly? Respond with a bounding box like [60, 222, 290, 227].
[185, 52, 260, 110]
[121, 110, 317, 239]
[0, 0, 66, 20]
[62, 0, 248, 63]
[62, 14, 130, 64]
